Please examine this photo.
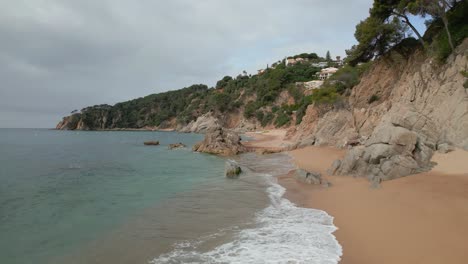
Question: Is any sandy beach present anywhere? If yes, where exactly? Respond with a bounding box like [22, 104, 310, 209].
[244, 129, 468, 263]
[243, 129, 293, 151]
[282, 146, 468, 264]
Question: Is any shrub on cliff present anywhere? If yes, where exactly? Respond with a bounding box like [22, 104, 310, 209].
[275, 111, 291, 127]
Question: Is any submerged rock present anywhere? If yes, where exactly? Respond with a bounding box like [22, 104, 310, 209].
[225, 160, 242, 178]
[168, 142, 186, 149]
[192, 127, 247, 156]
[294, 169, 322, 185]
[144, 141, 160, 146]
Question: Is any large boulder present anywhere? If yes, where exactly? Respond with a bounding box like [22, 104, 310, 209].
[192, 127, 247, 156]
[333, 123, 434, 181]
[225, 160, 242, 178]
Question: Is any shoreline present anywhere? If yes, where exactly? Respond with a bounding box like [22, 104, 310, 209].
[244, 130, 468, 264]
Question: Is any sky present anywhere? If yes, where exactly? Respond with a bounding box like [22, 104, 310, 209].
[0, 0, 428, 128]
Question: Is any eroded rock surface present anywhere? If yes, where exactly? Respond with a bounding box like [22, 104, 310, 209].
[192, 127, 247, 156]
[291, 39, 468, 181]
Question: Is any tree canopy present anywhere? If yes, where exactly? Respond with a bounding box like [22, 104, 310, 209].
[346, 0, 463, 66]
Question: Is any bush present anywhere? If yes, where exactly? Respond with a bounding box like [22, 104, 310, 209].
[244, 101, 258, 118]
[261, 112, 274, 127]
[255, 110, 264, 121]
[275, 111, 291, 127]
[368, 94, 380, 104]
[310, 87, 340, 104]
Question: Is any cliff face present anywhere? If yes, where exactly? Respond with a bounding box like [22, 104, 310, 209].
[288, 39, 468, 181]
[290, 39, 468, 149]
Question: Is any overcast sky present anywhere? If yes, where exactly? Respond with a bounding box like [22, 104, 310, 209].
[0, 0, 383, 128]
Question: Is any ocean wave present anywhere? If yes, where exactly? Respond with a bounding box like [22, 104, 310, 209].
[150, 172, 342, 264]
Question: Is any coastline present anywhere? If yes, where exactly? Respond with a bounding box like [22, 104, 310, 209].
[245, 130, 468, 264]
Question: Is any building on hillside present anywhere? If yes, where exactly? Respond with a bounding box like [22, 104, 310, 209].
[317, 67, 338, 80]
[258, 69, 266, 75]
[285, 58, 296, 66]
[285, 57, 308, 66]
[311, 61, 328, 68]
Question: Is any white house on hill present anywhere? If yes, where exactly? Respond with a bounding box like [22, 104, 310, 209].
[317, 67, 338, 80]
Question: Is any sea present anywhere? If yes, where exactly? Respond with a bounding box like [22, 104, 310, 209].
[0, 128, 341, 264]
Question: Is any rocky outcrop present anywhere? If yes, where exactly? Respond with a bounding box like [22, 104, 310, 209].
[291, 39, 468, 181]
[334, 120, 435, 181]
[179, 112, 220, 133]
[225, 160, 242, 178]
[192, 127, 247, 156]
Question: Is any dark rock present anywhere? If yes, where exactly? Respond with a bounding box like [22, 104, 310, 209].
[144, 141, 160, 146]
[225, 160, 242, 178]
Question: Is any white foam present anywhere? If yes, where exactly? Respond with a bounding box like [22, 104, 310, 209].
[150, 174, 342, 264]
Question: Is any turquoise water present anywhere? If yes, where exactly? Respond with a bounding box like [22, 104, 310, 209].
[0, 129, 233, 264]
[0, 129, 341, 264]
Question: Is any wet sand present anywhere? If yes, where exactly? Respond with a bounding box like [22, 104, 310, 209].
[281, 146, 468, 264]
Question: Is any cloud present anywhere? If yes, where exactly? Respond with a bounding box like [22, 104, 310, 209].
[0, 0, 372, 128]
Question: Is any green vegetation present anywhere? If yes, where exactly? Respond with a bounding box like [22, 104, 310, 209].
[65, 1, 467, 131]
[368, 94, 380, 104]
[287, 53, 319, 60]
[428, 1, 468, 61]
[326, 50, 332, 61]
[462, 70, 468, 89]
[347, 0, 467, 66]
[275, 111, 292, 127]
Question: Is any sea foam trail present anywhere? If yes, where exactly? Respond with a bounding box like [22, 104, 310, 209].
[150, 154, 342, 264]
[150, 178, 342, 264]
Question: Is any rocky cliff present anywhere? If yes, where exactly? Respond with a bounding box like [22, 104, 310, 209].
[287, 39, 468, 181]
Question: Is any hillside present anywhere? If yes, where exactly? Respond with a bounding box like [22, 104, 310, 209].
[57, 1, 467, 143]
[56, 53, 341, 131]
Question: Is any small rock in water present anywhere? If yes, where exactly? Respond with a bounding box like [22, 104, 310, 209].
[144, 141, 160, 146]
[225, 160, 242, 178]
[168, 142, 186, 149]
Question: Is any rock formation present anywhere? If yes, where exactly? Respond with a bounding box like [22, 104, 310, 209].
[225, 160, 242, 178]
[192, 127, 247, 156]
[294, 169, 323, 185]
[291, 39, 468, 181]
[179, 112, 221, 133]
